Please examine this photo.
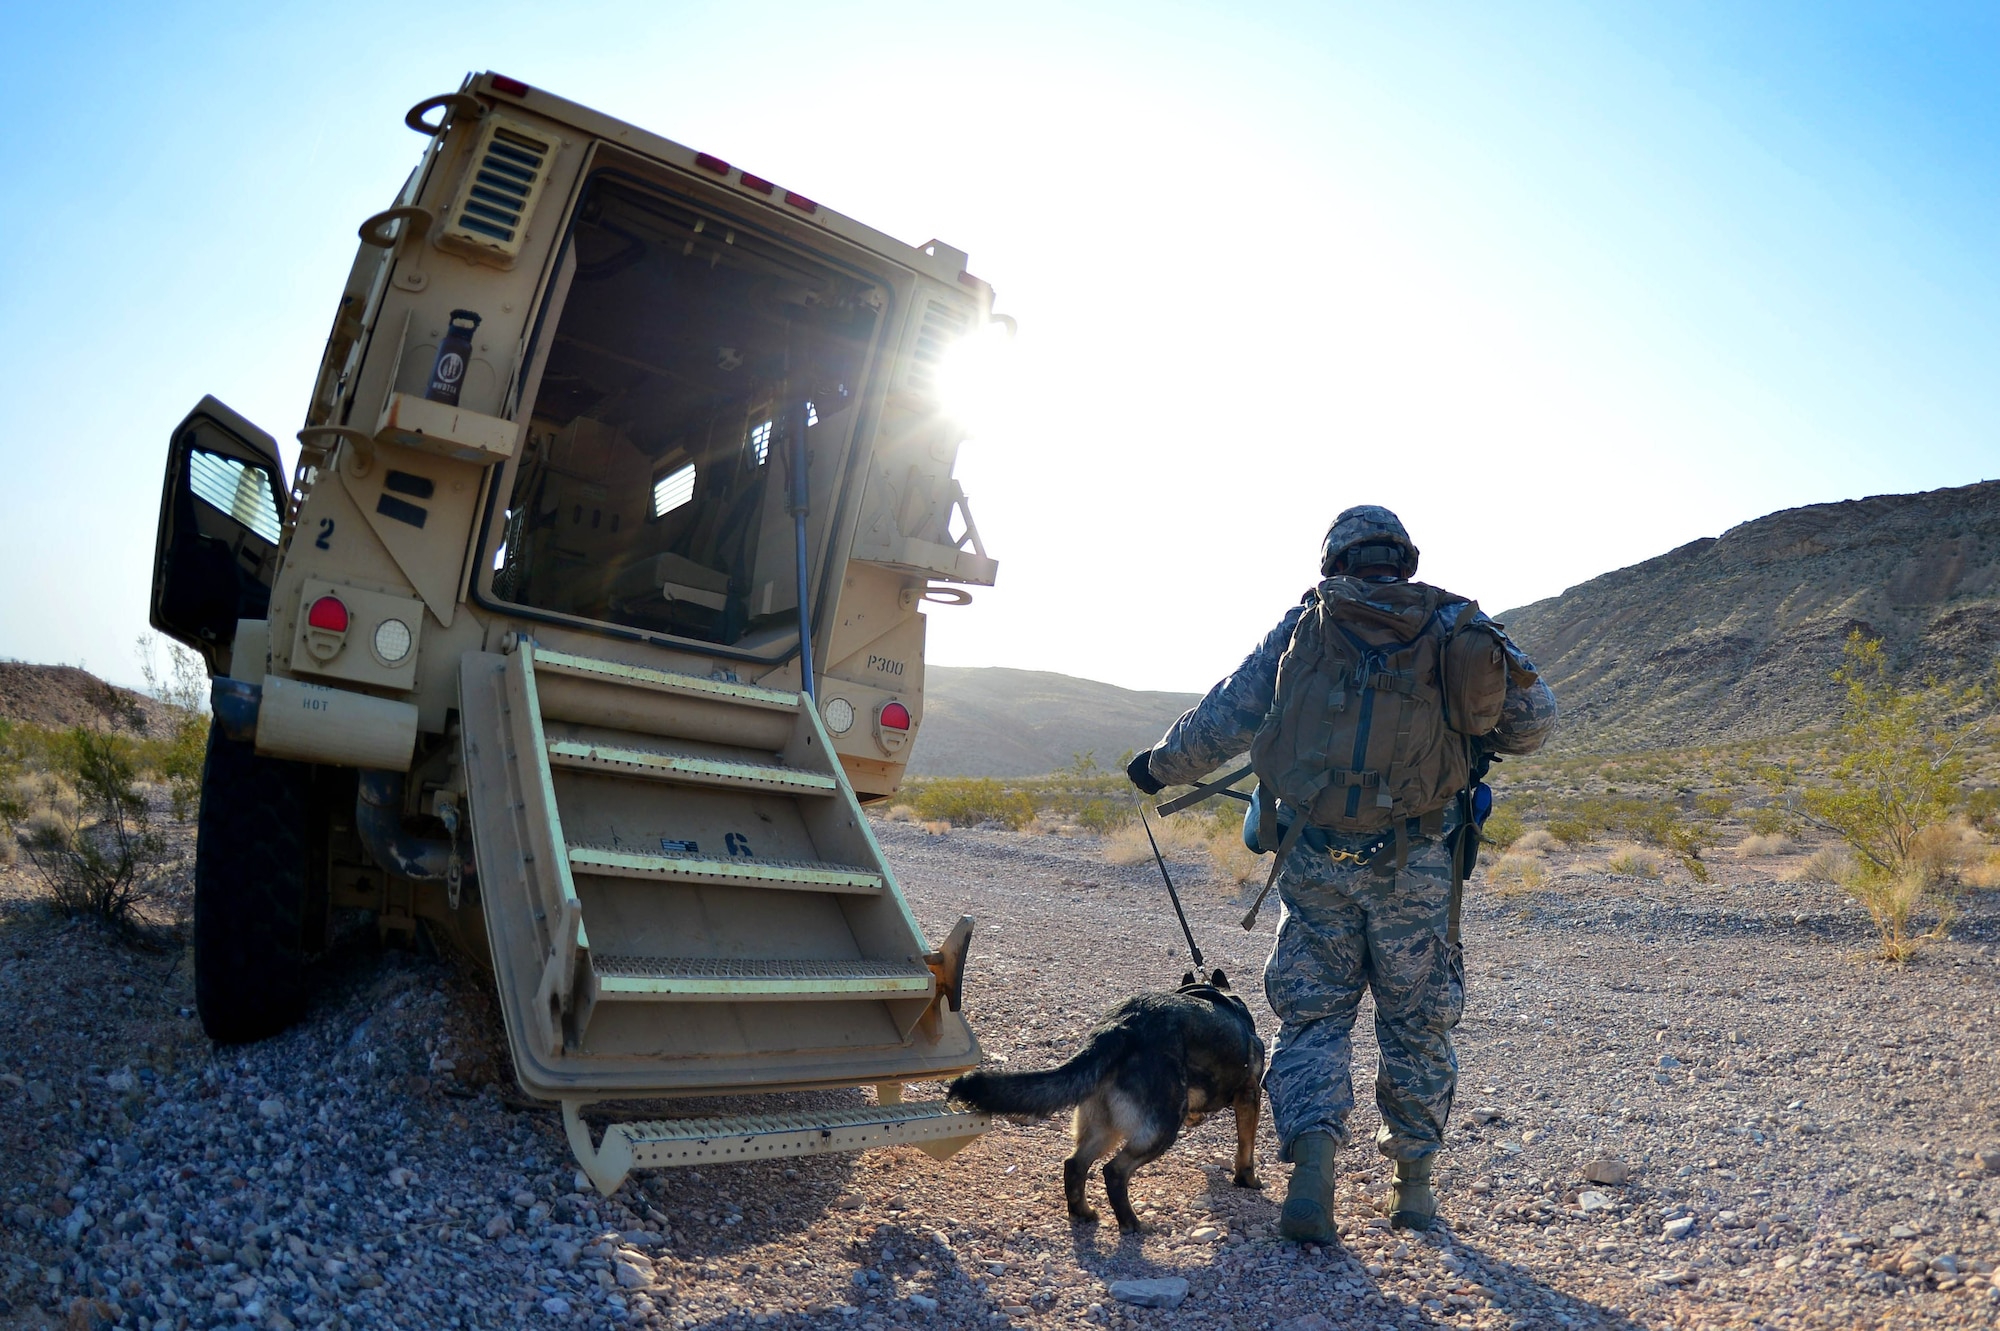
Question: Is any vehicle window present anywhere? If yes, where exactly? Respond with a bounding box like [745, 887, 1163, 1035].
[496, 175, 882, 647]
[189, 449, 281, 544]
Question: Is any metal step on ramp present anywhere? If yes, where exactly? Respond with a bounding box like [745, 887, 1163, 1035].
[564, 1099, 993, 1195]
[590, 955, 937, 1001]
[457, 642, 984, 1167]
[545, 738, 841, 795]
[565, 843, 885, 894]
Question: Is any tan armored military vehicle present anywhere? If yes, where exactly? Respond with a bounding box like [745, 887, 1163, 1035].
[148, 73, 1002, 1191]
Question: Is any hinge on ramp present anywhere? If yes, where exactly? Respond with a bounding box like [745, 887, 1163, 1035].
[562, 1100, 992, 1195]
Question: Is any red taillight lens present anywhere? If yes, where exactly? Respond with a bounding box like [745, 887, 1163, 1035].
[694, 152, 730, 174]
[307, 596, 349, 632]
[491, 75, 530, 96]
[879, 701, 911, 731]
[739, 172, 776, 195]
[783, 191, 818, 214]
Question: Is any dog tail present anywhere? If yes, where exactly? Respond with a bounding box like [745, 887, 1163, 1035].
[947, 1027, 1131, 1118]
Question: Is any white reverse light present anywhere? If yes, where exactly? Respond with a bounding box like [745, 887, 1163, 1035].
[822, 697, 855, 734]
[373, 619, 413, 664]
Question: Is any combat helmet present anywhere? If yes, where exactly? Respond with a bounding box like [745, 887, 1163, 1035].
[1320, 504, 1419, 578]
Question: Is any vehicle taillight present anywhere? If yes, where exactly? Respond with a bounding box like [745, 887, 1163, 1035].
[783, 191, 818, 214]
[695, 152, 730, 174]
[307, 596, 349, 632]
[739, 173, 776, 195]
[879, 701, 911, 731]
[491, 75, 530, 97]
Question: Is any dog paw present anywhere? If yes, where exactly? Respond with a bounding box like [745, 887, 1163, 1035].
[1068, 1207, 1100, 1225]
[1233, 1169, 1264, 1190]
[1115, 1219, 1147, 1234]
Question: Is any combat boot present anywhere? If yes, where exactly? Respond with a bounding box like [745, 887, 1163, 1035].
[1388, 1155, 1436, 1231]
[1278, 1132, 1340, 1244]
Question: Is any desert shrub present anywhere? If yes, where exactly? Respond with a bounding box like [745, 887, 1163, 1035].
[1102, 814, 1209, 866]
[1486, 854, 1545, 893]
[1734, 833, 1794, 858]
[906, 778, 1035, 830]
[1745, 804, 1791, 837]
[1908, 821, 1984, 888]
[1547, 817, 1594, 848]
[1787, 847, 1855, 884]
[1511, 828, 1556, 856]
[1693, 793, 1735, 820]
[1481, 809, 1524, 850]
[1967, 787, 2000, 834]
[24, 727, 167, 936]
[1778, 633, 1992, 961]
[138, 634, 210, 822]
[1606, 844, 1663, 878]
[882, 804, 917, 823]
[1074, 799, 1132, 833]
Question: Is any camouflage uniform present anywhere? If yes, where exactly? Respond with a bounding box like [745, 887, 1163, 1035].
[1145, 590, 1556, 1165]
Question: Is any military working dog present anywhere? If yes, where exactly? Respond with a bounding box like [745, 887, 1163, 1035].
[948, 971, 1266, 1231]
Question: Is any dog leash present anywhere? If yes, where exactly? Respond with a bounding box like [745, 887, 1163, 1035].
[1139, 806, 1207, 977]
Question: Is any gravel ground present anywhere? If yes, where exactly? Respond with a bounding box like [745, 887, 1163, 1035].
[3, 814, 1998, 1331]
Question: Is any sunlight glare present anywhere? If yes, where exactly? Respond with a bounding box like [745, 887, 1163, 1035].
[934, 317, 1018, 439]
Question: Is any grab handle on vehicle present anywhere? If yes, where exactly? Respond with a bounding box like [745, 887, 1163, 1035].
[358, 206, 434, 250]
[405, 93, 483, 136]
[922, 586, 974, 607]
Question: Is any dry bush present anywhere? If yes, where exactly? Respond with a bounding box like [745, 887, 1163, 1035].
[1481, 809, 1525, 849]
[1734, 833, 1795, 858]
[137, 633, 209, 822]
[1511, 828, 1557, 856]
[1787, 847, 1857, 884]
[24, 728, 168, 938]
[882, 804, 917, 823]
[1547, 817, 1594, 849]
[919, 820, 951, 835]
[1836, 861, 1955, 964]
[1908, 820, 1985, 886]
[907, 778, 1035, 830]
[1965, 851, 2000, 890]
[1606, 844, 1663, 878]
[1205, 832, 1264, 888]
[1102, 815, 1211, 866]
[1486, 854, 1546, 894]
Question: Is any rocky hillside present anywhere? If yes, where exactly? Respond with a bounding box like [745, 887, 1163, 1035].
[0, 662, 168, 735]
[907, 667, 1200, 778]
[1500, 479, 2000, 752]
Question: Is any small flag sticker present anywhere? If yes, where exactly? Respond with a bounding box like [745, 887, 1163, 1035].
[660, 838, 698, 855]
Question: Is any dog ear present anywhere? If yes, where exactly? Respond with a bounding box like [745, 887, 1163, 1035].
[1210, 968, 1229, 989]
[1181, 970, 1197, 988]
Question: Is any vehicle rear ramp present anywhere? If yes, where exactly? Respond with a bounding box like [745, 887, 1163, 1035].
[458, 643, 987, 1192]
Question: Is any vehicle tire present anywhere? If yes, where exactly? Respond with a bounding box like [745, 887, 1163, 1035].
[194, 720, 313, 1043]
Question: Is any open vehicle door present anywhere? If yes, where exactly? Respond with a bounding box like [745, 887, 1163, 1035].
[150, 396, 287, 674]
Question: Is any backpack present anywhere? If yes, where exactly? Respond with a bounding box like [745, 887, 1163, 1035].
[1250, 577, 1509, 842]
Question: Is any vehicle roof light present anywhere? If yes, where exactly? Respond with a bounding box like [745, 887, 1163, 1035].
[491, 75, 530, 97]
[879, 701, 911, 731]
[739, 172, 776, 195]
[307, 595, 349, 632]
[783, 191, 818, 214]
[694, 152, 730, 175]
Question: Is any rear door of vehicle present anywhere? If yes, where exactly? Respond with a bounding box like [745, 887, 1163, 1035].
[150, 396, 288, 673]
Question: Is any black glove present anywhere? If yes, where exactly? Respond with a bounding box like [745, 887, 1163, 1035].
[1126, 749, 1166, 795]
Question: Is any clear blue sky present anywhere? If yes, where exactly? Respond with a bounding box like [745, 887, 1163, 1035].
[1, 2, 1993, 693]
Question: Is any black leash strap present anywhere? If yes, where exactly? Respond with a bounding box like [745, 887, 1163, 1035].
[1139, 806, 1205, 974]
[1155, 762, 1255, 818]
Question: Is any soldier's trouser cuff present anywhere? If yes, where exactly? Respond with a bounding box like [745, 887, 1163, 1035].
[1374, 1122, 1442, 1165]
[1279, 1118, 1351, 1164]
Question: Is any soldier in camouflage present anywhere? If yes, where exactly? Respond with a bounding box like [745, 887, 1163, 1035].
[1127, 505, 1557, 1241]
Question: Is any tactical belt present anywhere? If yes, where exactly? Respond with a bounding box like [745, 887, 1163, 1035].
[1240, 804, 1448, 930]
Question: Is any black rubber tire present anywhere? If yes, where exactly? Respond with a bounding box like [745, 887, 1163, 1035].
[193, 720, 313, 1043]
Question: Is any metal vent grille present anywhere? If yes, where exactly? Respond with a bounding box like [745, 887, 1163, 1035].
[440, 116, 556, 261]
[902, 299, 970, 399]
